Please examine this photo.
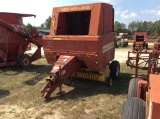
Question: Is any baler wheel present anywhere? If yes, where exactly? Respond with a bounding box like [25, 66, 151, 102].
[122, 97, 146, 119]
[19, 54, 31, 68]
[128, 78, 142, 98]
[110, 60, 120, 80]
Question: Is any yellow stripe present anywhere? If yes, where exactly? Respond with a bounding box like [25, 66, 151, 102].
[53, 37, 61, 40]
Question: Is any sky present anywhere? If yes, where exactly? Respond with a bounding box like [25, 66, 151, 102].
[0, 0, 160, 27]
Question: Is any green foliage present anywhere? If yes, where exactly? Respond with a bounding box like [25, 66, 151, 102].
[24, 23, 36, 34]
[40, 16, 51, 29]
[24, 16, 51, 33]
[114, 21, 127, 35]
[115, 20, 160, 38]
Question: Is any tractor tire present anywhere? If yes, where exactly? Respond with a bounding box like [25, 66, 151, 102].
[128, 78, 143, 98]
[110, 60, 120, 80]
[117, 41, 121, 47]
[122, 97, 146, 119]
[19, 54, 31, 68]
[105, 76, 112, 87]
[114, 40, 119, 48]
[121, 41, 128, 47]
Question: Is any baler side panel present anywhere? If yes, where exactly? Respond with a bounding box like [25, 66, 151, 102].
[148, 74, 160, 119]
[98, 3, 114, 35]
[90, 3, 101, 35]
[103, 4, 114, 33]
[99, 32, 115, 67]
[0, 27, 8, 49]
[7, 33, 27, 61]
[0, 27, 27, 62]
[56, 13, 68, 35]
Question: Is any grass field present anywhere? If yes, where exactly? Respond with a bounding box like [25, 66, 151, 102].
[0, 55, 148, 119]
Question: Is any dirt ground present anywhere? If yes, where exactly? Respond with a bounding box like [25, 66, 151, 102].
[115, 47, 129, 63]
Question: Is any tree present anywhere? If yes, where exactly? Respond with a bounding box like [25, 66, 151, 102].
[114, 21, 127, 35]
[152, 20, 160, 37]
[128, 21, 137, 35]
[40, 24, 45, 29]
[43, 16, 51, 29]
[24, 23, 36, 34]
[136, 21, 143, 32]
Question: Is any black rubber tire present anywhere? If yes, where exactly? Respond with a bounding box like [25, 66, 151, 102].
[122, 97, 146, 119]
[105, 76, 112, 87]
[114, 40, 119, 48]
[18, 54, 31, 68]
[121, 41, 128, 47]
[117, 41, 121, 47]
[110, 60, 120, 80]
[128, 78, 143, 98]
[145, 43, 148, 49]
[143, 42, 146, 48]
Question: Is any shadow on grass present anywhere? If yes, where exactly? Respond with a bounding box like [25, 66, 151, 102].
[46, 72, 131, 102]
[24, 71, 49, 86]
[1, 64, 52, 76]
[0, 89, 10, 99]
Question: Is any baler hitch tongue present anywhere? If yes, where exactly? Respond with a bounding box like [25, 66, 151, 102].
[41, 73, 64, 99]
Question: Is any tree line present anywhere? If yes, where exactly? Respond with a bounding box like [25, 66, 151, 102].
[24, 16, 51, 34]
[24, 16, 160, 39]
[115, 20, 160, 39]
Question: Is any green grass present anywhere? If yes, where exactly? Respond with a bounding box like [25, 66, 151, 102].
[0, 57, 147, 119]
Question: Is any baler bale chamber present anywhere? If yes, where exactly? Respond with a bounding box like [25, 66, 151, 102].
[0, 12, 43, 68]
[42, 3, 120, 99]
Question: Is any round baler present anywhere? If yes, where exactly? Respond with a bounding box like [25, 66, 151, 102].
[41, 3, 120, 99]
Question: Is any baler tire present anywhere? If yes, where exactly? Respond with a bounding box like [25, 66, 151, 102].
[122, 97, 146, 119]
[128, 78, 143, 98]
[105, 76, 112, 87]
[19, 54, 31, 68]
[110, 60, 120, 80]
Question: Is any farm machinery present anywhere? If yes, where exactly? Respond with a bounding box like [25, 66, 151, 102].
[122, 33, 160, 118]
[117, 33, 128, 47]
[133, 32, 148, 50]
[0, 12, 42, 68]
[41, 3, 120, 99]
[126, 34, 160, 78]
